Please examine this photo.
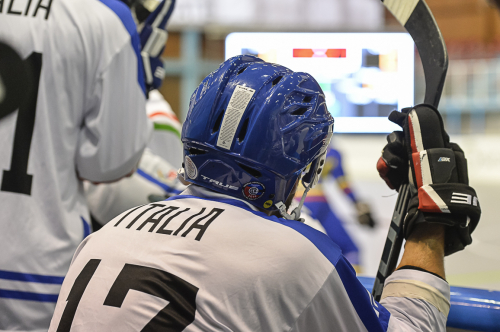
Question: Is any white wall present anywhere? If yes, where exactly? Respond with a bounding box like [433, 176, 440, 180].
[169, 0, 384, 31]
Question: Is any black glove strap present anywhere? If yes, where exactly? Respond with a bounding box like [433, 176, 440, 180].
[397, 265, 447, 282]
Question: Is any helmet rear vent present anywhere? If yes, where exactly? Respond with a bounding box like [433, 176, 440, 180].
[237, 66, 247, 75]
[188, 147, 207, 155]
[291, 107, 308, 116]
[272, 76, 283, 86]
[303, 96, 313, 103]
[212, 110, 224, 134]
[237, 118, 249, 143]
[239, 163, 262, 178]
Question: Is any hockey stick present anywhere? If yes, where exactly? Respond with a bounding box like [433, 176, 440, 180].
[372, 0, 448, 301]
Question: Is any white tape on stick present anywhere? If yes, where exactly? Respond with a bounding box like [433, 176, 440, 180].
[384, 0, 419, 26]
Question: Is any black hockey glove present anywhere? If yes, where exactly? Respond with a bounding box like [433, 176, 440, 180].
[377, 104, 481, 256]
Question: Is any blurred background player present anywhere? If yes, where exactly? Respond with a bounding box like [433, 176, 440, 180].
[0, 0, 176, 328]
[85, 89, 186, 228]
[295, 145, 376, 270]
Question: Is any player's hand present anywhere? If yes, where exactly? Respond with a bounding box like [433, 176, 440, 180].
[382, 104, 481, 255]
[139, 0, 176, 92]
[355, 202, 376, 228]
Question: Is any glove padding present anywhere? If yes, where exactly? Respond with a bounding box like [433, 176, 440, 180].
[139, 0, 176, 91]
[378, 104, 481, 255]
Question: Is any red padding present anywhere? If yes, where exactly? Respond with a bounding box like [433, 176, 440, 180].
[418, 187, 443, 213]
[376, 157, 395, 190]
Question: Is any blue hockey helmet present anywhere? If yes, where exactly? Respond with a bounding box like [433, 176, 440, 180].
[182, 55, 334, 218]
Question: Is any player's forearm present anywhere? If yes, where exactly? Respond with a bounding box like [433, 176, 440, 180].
[397, 223, 446, 280]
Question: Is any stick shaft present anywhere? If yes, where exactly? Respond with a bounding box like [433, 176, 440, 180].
[372, 0, 447, 300]
[373, 184, 410, 301]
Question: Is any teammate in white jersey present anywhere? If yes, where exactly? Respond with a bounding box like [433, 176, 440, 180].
[0, 0, 153, 329]
[49, 55, 480, 331]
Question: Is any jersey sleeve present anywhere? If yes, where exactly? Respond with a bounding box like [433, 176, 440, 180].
[289, 255, 448, 332]
[381, 269, 449, 331]
[76, 40, 152, 183]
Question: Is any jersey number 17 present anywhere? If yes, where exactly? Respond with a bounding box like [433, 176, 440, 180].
[56, 259, 199, 331]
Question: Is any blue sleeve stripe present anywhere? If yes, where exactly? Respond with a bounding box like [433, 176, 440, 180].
[0, 289, 59, 302]
[335, 256, 391, 332]
[271, 217, 344, 267]
[99, 0, 146, 95]
[0, 270, 64, 284]
[136, 169, 182, 195]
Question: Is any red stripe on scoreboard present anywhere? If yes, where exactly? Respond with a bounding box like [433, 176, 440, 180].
[293, 49, 346, 58]
[326, 49, 346, 58]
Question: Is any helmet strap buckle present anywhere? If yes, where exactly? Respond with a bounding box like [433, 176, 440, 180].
[275, 180, 311, 222]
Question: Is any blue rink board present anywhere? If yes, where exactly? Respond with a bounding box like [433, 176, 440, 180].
[358, 277, 500, 332]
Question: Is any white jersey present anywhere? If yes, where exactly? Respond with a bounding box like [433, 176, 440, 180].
[0, 0, 150, 330]
[85, 90, 185, 224]
[49, 186, 450, 332]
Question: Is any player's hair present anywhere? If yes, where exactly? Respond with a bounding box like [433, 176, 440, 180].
[181, 55, 334, 219]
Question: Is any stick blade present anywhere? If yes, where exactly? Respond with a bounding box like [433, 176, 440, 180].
[382, 0, 448, 107]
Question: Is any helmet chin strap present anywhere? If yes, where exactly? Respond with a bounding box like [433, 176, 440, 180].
[274, 150, 328, 221]
[275, 181, 312, 222]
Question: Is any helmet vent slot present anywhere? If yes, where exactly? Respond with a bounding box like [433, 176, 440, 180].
[291, 107, 308, 116]
[237, 66, 247, 75]
[188, 147, 207, 155]
[272, 76, 283, 86]
[303, 96, 313, 103]
[239, 163, 262, 178]
[237, 118, 249, 142]
[212, 110, 224, 134]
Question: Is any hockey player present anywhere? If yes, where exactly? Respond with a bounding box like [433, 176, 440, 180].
[322, 147, 376, 228]
[49, 55, 480, 331]
[0, 0, 174, 329]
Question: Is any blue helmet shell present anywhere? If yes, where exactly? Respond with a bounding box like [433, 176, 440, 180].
[182, 55, 334, 211]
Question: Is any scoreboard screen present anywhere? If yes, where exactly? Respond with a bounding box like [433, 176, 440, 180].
[225, 33, 415, 133]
